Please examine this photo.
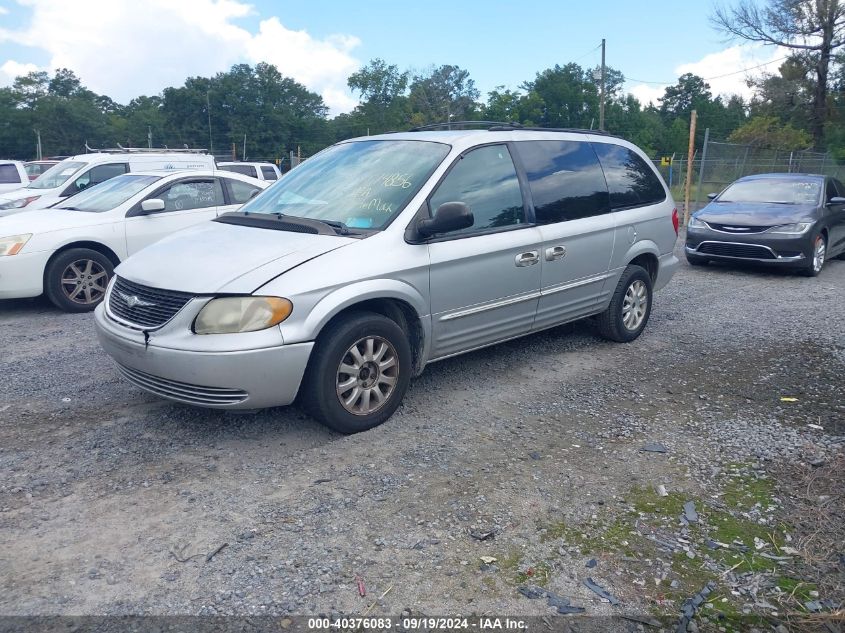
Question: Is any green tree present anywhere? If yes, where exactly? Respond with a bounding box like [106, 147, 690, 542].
[728, 115, 813, 149]
[712, 0, 845, 148]
[408, 65, 480, 126]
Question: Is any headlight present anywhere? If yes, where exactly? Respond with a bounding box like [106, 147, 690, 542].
[194, 296, 293, 334]
[0, 233, 32, 256]
[688, 216, 708, 229]
[767, 222, 812, 234]
[0, 196, 41, 210]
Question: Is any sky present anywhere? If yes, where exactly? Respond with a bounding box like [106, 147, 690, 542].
[0, 0, 789, 115]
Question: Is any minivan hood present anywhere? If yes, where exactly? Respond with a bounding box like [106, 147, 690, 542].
[697, 201, 818, 225]
[115, 220, 357, 294]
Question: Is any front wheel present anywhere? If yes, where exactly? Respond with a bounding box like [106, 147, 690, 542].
[801, 234, 826, 276]
[44, 248, 114, 312]
[301, 312, 412, 434]
[596, 265, 653, 343]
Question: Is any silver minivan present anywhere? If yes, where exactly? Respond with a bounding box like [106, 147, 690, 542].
[95, 127, 679, 433]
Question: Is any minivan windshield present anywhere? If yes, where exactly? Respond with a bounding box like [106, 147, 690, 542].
[54, 174, 161, 212]
[28, 160, 86, 189]
[238, 140, 451, 230]
[718, 179, 821, 205]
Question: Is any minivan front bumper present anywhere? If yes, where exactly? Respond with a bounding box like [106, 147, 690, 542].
[94, 304, 313, 409]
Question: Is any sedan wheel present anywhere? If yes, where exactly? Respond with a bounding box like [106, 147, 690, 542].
[45, 247, 114, 313]
[802, 235, 827, 277]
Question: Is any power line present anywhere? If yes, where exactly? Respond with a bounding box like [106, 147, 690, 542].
[626, 56, 789, 86]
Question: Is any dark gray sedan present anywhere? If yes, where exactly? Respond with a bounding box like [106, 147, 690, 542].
[685, 173, 845, 276]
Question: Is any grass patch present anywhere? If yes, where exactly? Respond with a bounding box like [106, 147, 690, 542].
[721, 470, 775, 512]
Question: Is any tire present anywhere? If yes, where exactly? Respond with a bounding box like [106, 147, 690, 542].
[44, 248, 114, 313]
[686, 253, 709, 266]
[801, 233, 827, 277]
[596, 265, 653, 343]
[301, 311, 412, 434]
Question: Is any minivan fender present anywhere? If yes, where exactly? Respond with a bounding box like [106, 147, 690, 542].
[617, 239, 661, 274]
[282, 278, 432, 349]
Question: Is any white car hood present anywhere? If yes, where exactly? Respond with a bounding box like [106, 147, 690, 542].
[115, 220, 357, 294]
[0, 187, 57, 215]
[0, 207, 110, 236]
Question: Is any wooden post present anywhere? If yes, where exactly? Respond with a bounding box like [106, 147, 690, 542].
[231, 143, 236, 161]
[683, 110, 697, 226]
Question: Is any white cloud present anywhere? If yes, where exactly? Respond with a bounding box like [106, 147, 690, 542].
[0, 59, 38, 85]
[626, 44, 789, 106]
[0, 0, 362, 113]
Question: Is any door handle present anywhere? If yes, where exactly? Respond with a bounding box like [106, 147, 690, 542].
[545, 245, 567, 261]
[515, 250, 540, 267]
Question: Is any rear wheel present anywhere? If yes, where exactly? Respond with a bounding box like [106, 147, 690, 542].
[301, 312, 411, 434]
[801, 234, 826, 276]
[597, 265, 653, 343]
[44, 248, 114, 312]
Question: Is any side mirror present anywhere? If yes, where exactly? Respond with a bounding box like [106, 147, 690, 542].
[827, 196, 845, 206]
[140, 198, 166, 214]
[417, 202, 473, 238]
[707, 192, 718, 200]
[248, 188, 261, 200]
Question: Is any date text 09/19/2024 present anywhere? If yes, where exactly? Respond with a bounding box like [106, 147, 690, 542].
[306, 617, 529, 630]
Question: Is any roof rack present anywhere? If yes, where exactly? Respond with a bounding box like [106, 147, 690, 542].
[407, 121, 616, 137]
[408, 120, 521, 132]
[84, 143, 208, 154]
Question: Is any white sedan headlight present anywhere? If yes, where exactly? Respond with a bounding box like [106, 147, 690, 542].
[767, 222, 813, 234]
[0, 233, 32, 256]
[194, 296, 293, 334]
[0, 196, 40, 211]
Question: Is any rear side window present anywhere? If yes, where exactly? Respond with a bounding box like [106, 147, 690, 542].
[0, 164, 22, 184]
[514, 140, 609, 223]
[220, 164, 257, 178]
[225, 178, 263, 204]
[592, 143, 666, 209]
[260, 166, 278, 180]
[429, 144, 525, 236]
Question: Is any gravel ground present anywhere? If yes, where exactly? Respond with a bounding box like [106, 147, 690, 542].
[1, 238, 843, 629]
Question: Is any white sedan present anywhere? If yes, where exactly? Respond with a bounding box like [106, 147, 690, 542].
[0, 169, 269, 312]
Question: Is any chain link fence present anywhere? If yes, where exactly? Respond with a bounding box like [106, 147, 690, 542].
[653, 139, 845, 213]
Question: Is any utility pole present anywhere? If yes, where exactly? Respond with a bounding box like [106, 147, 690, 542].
[683, 110, 698, 227]
[206, 90, 213, 153]
[35, 129, 42, 160]
[599, 38, 606, 131]
[242, 134, 247, 161]
[147, 126, 152, 149]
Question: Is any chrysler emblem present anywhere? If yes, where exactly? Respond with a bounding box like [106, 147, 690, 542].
[118, 291, 155, 308]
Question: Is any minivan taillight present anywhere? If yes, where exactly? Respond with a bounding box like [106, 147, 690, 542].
[672, 208, 679, 235]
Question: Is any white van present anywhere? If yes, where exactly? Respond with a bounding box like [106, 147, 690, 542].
[0, 160, 29, 194]
[0, 148, 215, 215]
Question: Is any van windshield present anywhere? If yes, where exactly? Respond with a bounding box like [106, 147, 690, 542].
[54, 174, 162, 212]
[237, 140, 451, 230]
[28, 161, 86, 189]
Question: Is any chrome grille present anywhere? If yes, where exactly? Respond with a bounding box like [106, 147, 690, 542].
[108, 276, 194, 329]
[696, 242, 776, 260]
[706, 222, 772, 234]
[116, 364, 248, 406]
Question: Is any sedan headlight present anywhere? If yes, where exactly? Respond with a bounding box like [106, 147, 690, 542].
[194, 296, 293, 334]
[767, 222, 812, 234]
[688, 216, 708, 229]
[0, 233, 32, 256]
[0, 196, 41, 210]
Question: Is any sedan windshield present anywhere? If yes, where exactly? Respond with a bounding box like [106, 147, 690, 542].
[238, 140, 451, 230]
[55, 174, 162, 212]
[718, 179, 821, 205]
[28, 161, 86, 189]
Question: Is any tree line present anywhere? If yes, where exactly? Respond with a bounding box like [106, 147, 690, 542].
[1, 3, 842, 163]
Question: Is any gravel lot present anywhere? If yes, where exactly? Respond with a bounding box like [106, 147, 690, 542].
[1, 237, 843, 629]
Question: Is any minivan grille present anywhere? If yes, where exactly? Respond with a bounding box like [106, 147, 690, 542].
[706, 222, 772, 234]
[108, 276, 194, 328]
[117, 364, 248, 406]
[696, 242, 776, 260]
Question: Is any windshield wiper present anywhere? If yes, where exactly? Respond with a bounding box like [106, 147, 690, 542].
[317, 219, 350, 235]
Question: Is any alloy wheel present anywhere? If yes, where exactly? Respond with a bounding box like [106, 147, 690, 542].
[622, 279, 648, 331]
[813, 236, 826, 273]
[61, 259, 109, 305]
[335, 336, 399, 415]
